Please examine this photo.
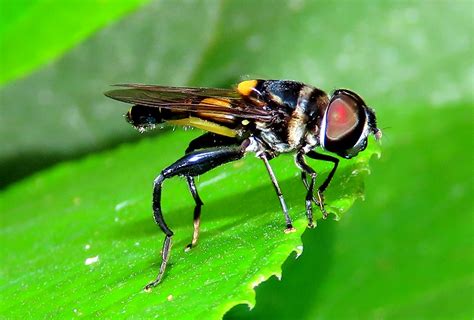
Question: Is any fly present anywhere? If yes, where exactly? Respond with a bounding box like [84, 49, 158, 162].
[104, 79, 382, 290]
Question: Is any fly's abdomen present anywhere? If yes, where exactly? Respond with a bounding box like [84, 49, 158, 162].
[127, 104, 240, 137]
[126, 105, 167, 132]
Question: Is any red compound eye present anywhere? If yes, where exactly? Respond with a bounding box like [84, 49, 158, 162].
[326, 98, 358, 140]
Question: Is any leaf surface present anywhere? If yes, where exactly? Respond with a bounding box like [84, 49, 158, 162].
[0, 129, 379, 318]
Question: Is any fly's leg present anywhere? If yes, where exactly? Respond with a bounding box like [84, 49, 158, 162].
[261, 154, 295, 233]
[304, 151, 339, 219]
[183, 133, 240, 251]
[185, 132, 238, 154]
[296, 153, 318, 227]
[145, 141, 246, 290]
[145, 174, 173, 291]
[296, 154, 318, 226]
[301, 172, 320, 205]
[184, 176, 202, 252]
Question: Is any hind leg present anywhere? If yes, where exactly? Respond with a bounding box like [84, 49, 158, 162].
[145, 141, 246, 290]
[184, 176, 203, 251]
[184, 133, 240, 251]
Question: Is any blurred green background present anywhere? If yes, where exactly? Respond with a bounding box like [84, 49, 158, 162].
[1, 0, 472, 319]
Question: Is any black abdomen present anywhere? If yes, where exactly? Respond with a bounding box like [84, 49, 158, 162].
[127, 105, 202, 131]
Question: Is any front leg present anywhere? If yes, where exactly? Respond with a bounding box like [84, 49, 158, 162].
[296, 153, 319, 227]
[306, 151, 339, 194]
[300, 171, 329, 218]
[301, 172, 320, 207]
[260, 153, 295, 233]
[302, 151, 340, 220]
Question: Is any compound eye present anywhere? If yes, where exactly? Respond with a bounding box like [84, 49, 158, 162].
[326, 98, 359, 140]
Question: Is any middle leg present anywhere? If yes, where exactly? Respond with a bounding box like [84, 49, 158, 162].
[260, 153, 295, 233]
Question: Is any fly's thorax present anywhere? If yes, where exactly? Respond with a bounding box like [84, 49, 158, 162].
[287, 106, 308, 147]
[287, 86, 328, 148]
[258, 127, 293, 153]
[238, 79, 304, 110]
[243, 136, 281, 159]
[302, 125, 321, 153]
[301, 94, 330, 152]
[286, 86, 312, 148]
[252, 112, 293, 153]
[237, 80, 331, 153]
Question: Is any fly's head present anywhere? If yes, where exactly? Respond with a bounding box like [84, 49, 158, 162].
[316, 89, 381, 159]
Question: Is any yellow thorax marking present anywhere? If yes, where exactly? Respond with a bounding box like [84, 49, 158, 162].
[237, 80, 258, 96]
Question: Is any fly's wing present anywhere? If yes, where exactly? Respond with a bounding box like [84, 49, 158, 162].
[111, 83, 242, 99]
[105, 84, 272, 120]
[105, 84, 273, 137]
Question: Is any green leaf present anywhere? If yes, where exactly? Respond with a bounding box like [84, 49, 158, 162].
[0, 130, 379, 318]
[0, 0, 148, 86]
[1, 0, 472, 318]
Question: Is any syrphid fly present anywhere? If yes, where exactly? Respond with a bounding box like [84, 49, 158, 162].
[105, 79, 382, 290]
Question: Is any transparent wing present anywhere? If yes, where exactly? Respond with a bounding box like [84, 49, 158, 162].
[105, 84, 272, 121]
